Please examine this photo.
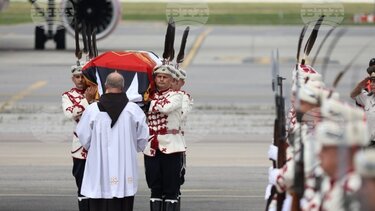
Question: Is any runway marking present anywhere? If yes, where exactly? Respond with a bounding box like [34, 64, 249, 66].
[181, 27, 213, 69]
[0, 80, 48, 113]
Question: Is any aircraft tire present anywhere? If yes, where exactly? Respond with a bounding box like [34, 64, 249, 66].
[55, 26, 66, 50]
[35, 26, 46, 50]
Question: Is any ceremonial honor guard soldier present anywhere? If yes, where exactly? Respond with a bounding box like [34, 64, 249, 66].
[172, 67, 193, 211]
[267, 75, 327, 210]
[312, 120, 367, 211]
[351, 71, 375, 147]
[144, 65, 185, 211]
[61, 63, 96, 211]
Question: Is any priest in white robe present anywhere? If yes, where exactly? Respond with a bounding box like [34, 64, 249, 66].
[77, 72, 149, 211]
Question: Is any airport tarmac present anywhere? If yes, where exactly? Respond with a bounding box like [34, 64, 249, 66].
[0, 22, 375, 210]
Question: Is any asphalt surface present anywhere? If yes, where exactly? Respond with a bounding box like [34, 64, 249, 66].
[1, 21, 375, 210]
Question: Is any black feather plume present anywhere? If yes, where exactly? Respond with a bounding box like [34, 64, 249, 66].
[82, 22, 88, 54]
[304, 15, 325, 57]
[168, 20, 176, 62]
[87, 24, 93, 59]
[74, 19, 82, 60]
[177, 26, 190, 64]
[162, 18, 175, 63]
[311, 25, 336, 66]
[296, 25, 308, 64]
[92, 28, 98, 57]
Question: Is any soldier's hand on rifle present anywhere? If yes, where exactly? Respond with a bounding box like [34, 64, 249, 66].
[268, 167, 279, 186]
[268, 145, 278, 161]
[264, 184, 273, 200]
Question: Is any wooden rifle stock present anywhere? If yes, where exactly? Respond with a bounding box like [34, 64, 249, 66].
[276, 76, 287, 211]
[266, 75, 287, 211]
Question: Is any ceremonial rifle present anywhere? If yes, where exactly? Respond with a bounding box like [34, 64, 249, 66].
[265, 49, 287, 211]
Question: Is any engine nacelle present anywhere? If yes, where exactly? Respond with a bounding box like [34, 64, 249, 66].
[61, 0, 121, 40]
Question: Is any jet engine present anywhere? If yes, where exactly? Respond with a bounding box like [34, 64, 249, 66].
[61, 0, 121, 40]
[32, 0, 121, 50]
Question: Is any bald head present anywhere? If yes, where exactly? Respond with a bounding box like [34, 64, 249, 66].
[105, 72, 124, 93]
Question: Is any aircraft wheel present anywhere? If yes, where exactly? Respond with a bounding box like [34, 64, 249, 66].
[55, 26, 66, 50]
[35, 26, 46, 50]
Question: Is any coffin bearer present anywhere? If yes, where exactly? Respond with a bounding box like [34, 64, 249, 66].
[314, 120, 367, 210]
[61, 62, 96, 211]
[173, 67, 193, 211]
[144, 65, 185, 211]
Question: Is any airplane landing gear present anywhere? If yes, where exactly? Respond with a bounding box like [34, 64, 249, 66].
[34, 25, 66, 50]
[35, 25, 46, 50]
[54, 26, 66, 50]
[31, 0, 66, 50]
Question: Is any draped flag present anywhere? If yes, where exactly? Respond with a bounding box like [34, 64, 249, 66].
[82, 51, 162, 103]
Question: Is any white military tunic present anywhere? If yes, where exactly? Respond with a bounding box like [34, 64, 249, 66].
[62, 88, 89, 159]
[355, 89, 375, 141]
[179, 90, 193, 148]
[76, 102, 149, 198]
[319, 172, 361, 211]
[144, 89, 185, 156]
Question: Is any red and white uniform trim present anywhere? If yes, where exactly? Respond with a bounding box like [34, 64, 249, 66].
[178, 90, 193, 149]
[62, 88, 89, 159]
[302, 172, 361, 211]
[144, 89, 185, 156]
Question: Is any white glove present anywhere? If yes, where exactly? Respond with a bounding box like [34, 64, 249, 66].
[268, 145, 278, 161]
[264, 184, 273, 200]
[282, 193, 292, 211]
[268, 199, 277, 211]
[268, 167, 279, 185]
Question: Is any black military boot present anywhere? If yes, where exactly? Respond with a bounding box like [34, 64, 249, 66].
[78, 197, 89, 211]
[176, 197, 181, 211]
[150, 198, 163, 211]
[163, 199, 178, 211]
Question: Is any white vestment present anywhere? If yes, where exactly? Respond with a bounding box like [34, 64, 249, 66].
[76, 102, 149, 198]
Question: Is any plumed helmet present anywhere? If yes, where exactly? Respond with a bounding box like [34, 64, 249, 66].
[293, 64, 322, 81]
[71, 61, 86, 75]
[177, 68, 187, 80]
[297, 80, 325, 105]
[291, 64, 323, 93]
[316, 120, 368, 147]
[321, 98, 365, 122]
[153, 64, 179, 80]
